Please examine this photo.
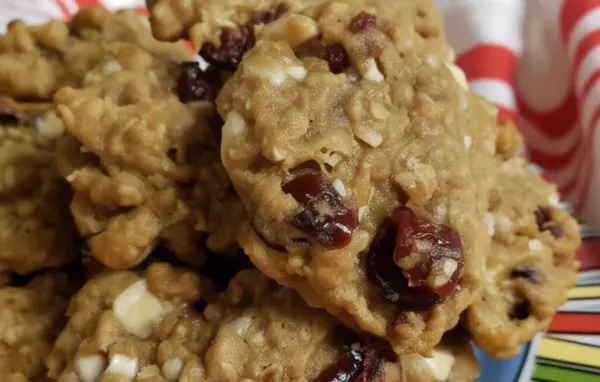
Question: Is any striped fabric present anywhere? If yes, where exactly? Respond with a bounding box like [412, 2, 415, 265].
[439, 0, 600, 229]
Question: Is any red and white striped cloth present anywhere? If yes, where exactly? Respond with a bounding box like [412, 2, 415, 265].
[2, 0, 600, 226]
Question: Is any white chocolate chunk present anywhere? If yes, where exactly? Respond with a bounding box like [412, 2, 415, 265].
[285, 65, 307, 82]
[485, 213, 495, 237]
[105, 354, 138, 379]
[434, 204, 447, 221]
[35, 111, 65, 139]
[257, 14, 319, 48]
[415, 240, 433, 253]
[76, 354, 106, 382]
[358, 187, 375, 222]
[103, 61, 122, 74]
[463, 135, 472, 149]
[112, 279, 165, 339]
[445, 62, 468, 91]
[358, 206, 367, 221]
[332, 179, 347, 197]
[66, 172, 76, 182]
[225, 111, 246, 135]
[234, 316, 254, 336]
[162, 357, 183, 381]
[528, 239, 543, 252]
[369, 101, 390, 120]
[423, 348, 456, 381]
[493, 213, 513, 234]
[363, 58, 384, 81]
[271, 146, 284, 161]
[246, 61, 307, 85]
[359, 131, 383, 148]
[267, 69, 287, 85]
[325, 153, 342, 167]
[443, 259, 458, 277]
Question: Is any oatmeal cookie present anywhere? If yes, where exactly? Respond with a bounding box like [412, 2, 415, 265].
[44, 263, 374, 382]
[0, 98, 76, 278]
[204, 270, 479, 381]
[0, 7, 189, 100]
[465, 121, 581, 359]
[217, 1, 497, 355]
[54, 44, 244, 270]
[46, 262, 214, 381]
[147, 0, 452, 71]
[0, 273, 73, 381]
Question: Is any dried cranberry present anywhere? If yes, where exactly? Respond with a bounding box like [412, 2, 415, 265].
[316, 347, 364, 382]
[367, 220, 440, 310]
[349, 12, 377, 33]
[200, 27, 254, 70]
[315, 345, 389, 382]
[176, 62, 217, 103]
[367, 207, 464, 310]
[324, 43, 350, 74]
[283, 169, 358, 248]
[354, 347, 387, 382]
[534, 206, 564, 238]
[510, 267, 540, 284]
[199, 5, 287, 70]
[510, 301, 531, 320]
[392, 207, 464, 299]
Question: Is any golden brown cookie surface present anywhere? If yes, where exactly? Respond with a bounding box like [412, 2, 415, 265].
[465, 121, 581, 359]
[0, 274, 73, 381]
[0, 7, 189, 100]
[0, 98, 75, 277]
[217, 1, 497, 355]
[54, 42, 243, 269]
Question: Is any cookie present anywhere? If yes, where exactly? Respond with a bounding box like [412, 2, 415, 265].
[465, 121, 581, 359]
[45, 263, 215, 381]
[54, 40, 244, 269]
[47, 261, 477, 381]
[0, 6, 189, 100]
[217, 1, 497, 354]
[0, 97, 76, 278]
[147, 0, 452, 71]
[0, 273, 73, 381]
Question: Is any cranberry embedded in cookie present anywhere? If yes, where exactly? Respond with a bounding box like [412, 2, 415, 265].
[367, 207, 464, 311]
[283, 168, 359, 248]
[47, 265, 411, 381]
[465, 125, 581, 359]
[54, 42, 245, 269]
[218, 0, 497, 354]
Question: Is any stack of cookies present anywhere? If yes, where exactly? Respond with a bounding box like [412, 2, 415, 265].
[0, 1, 581, 381]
